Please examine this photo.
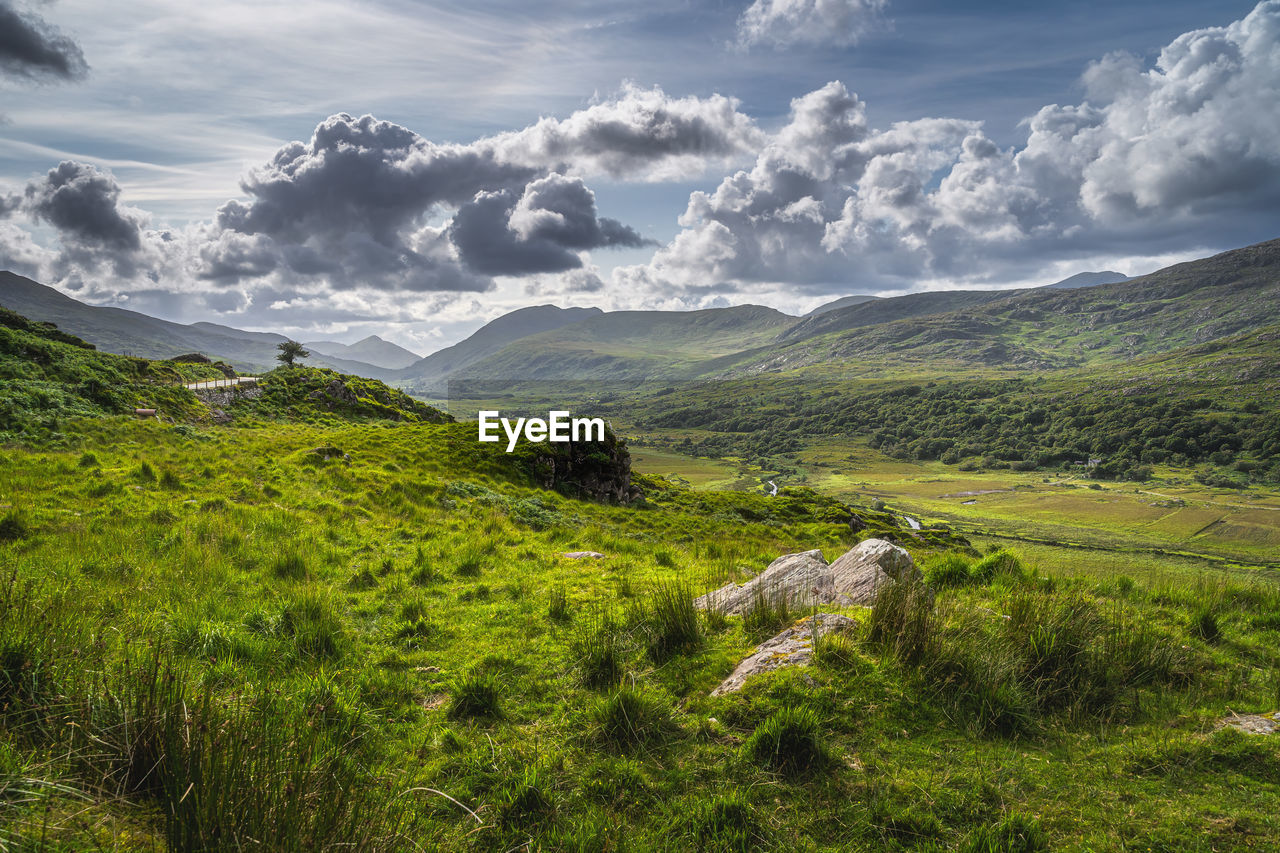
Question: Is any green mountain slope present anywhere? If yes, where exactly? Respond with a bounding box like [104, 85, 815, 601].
[0, 304, 448, 441]
[0, 272, 394, 377]
[305, 335, 422, 370]
[727, 238, 1280, 376]
[457, 304, 800, 382]
[398, 304, 603, 393]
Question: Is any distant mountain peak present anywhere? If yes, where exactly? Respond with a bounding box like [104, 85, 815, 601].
[1042, 271, 1129, 290]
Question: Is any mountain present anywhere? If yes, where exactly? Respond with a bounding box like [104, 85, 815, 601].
[305, 335, 421, 370]
[397, 305, 603, 393]
[0, 272, 392, 377]
[725, 238, 1280, 376]
[777, 289, 1014, 342]
[1043, 271, 1130, 290]
[453, 304, 800, 383]
[806, 294, 880, 316]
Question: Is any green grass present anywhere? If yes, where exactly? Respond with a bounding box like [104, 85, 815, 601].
[1, 416, 1278, 850]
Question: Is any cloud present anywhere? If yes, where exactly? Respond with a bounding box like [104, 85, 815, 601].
[625, 1, 1280, 299]
[735, 0, 887, 50]
[199, 86, 752, 288]
[23, 161, 143, 250]
[0, 1, 88, 81]
[494, 83, 763, 181]
[452, 174, 652, 276]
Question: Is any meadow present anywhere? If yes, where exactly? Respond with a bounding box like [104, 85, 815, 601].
[2, 413, 1279, 851]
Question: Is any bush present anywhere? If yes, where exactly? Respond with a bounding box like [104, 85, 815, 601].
[742, 705, 829, 775]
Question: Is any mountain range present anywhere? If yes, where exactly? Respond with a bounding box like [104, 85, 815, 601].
[1, 247, 1274, 392]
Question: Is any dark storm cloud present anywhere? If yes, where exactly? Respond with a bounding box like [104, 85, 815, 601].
[24, 161, 143, 251]
[0, 1, 88, 81]
[451, 174, 653, 276]
[216, 113, 536, 244]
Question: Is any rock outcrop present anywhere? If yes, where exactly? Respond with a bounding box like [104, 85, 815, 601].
[694, 538, 918, 614]
[526, 430, 638, 504]
[711, 613, 857, 696]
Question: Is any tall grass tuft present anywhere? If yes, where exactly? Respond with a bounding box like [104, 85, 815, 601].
[866, 578, 937, 666]
[278, 593, 347, 660]
[742, 705, 829, 775]
[925, 551, 973, 587]
[741, 585, 794, 643]
[591, 687, 676, 751]
[548, 583, 571, 622]
[572, 609, 626, 690]
[641, 580, 703, 662]
[448, 670, 503, 719]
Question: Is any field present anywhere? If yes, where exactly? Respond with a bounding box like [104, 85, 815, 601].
[2, 415, 1279, 851]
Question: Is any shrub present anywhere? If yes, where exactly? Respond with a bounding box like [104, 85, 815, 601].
[742, 705, 829, 775]
[592, 687, 675, 750]
[643, 581, 703, 662]
[925, 552, 973, 587]
[448, 671, 502, 719]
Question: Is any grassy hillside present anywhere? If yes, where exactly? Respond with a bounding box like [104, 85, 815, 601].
[1, 416, 1277, 850]
[0, 306, 223, 442]
[0, 272, 394, 377]
[0, 306, 449, 443]
[733, 238, 1280, 375]
[399, 305, 605, 394]
[458, 305, 800, 382]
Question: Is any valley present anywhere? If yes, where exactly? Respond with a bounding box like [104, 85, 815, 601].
[1, 238, 1278, 851]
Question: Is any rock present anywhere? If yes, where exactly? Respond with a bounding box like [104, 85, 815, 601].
[561, 551, 605, 560]
[210, 408, 232, 424]
[828, 538, 919, 605]
[711, 613, 857, 696]
[1220, 712, 1279, 735]
[694, 538, 918, 615]
[527, 429, 636, 504]
[309, 378, 360, 407]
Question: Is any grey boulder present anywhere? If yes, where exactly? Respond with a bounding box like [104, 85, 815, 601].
[694, 538, 918, 615]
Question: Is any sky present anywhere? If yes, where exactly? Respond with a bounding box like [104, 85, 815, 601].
[0, 0, 1277, 355]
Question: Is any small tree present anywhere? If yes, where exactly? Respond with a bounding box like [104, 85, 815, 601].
[276, 339, 309, 368]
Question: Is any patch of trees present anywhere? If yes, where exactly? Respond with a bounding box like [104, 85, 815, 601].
[638, 378, 1280, 483]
